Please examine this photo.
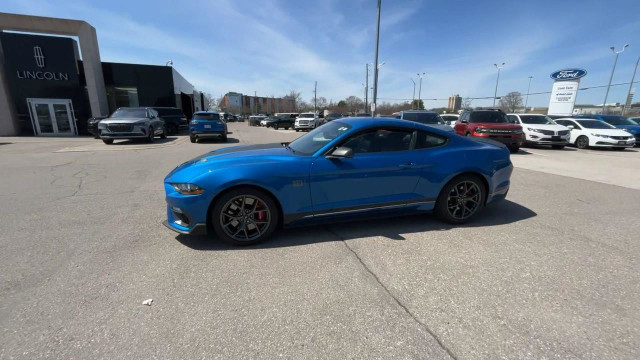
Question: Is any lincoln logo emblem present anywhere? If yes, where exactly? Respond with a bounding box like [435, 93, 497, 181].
[33, 46, 45, 68]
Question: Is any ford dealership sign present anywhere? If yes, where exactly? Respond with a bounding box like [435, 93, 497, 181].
[550, 69, 587, 81]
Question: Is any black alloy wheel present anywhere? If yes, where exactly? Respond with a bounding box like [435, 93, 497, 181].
[211, 188, 279, 245]
[435, 174, 486, 224]
[575, 136, 589, 149]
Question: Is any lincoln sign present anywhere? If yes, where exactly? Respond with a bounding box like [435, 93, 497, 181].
[16, 70, 69, 81]
[548, 68, 587, 116]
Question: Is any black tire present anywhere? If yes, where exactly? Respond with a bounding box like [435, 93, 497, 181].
[295, 129, 299, 132]
[190, 135, 196, 143]
[160, 126, 167, 139]
[508, 146, 520, 153]
[221, 133, 228, 142]
[613, 147, 626, 151]
[285, 126, 290, 130]
[465, 132, 472, 137]
[102, 138, 114, 145]
[551, 145, 565, 150]
[575, 135, 589, 149]
[435, 174, 486, 224]
[211, 187, 280, 245]
[147, 126, 155, 143]
[274, 124, 279, 130]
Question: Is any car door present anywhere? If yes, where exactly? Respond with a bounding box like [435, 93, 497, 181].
[454, 112, 469, 135]
[309, 127, 422, 214]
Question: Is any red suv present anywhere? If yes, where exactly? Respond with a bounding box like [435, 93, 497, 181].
[454, 109, 523, 153]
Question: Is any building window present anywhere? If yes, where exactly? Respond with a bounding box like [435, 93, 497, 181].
[106, 86, 139, 113]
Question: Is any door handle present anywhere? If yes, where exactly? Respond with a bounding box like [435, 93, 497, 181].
[398, 162, 415, 169]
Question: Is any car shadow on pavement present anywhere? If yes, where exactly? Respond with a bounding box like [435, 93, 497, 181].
[195, 138, 240, 144]
[175, 199, 536, 251]
[106, 137, 179, 145]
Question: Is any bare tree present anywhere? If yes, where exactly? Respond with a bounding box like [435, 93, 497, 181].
[344, 96, 364, 114]
[204, 92, 217, 110]
[461, 98, 473, 109]
[499, 92, 523, 113]
[315, 96, 328, 110]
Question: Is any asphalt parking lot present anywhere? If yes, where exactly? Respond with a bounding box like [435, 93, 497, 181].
[1, 122, 640, 359]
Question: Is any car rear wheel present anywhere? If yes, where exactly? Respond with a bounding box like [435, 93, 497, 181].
[435, 174, 486, 224]
[575, 135, 589, 149]
[211, 188, 279, 245]
[221, 132, 228, 142]
[102, 138, 113, 145]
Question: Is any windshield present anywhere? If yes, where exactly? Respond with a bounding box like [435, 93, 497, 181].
[111, 108, 148, 118]
[470, 111, 508, 123]
[288, 121, 351, 155]
[299, 114, 314, 118]
[601, 116, 637, 126]
[402, 112, 445, 125]
[520, 115, 555, 125]
[193, 113, 220, 120]
[576, 120, 615, 129]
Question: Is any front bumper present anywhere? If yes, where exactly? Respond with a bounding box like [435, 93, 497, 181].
[472, 133, 523, 146]
[100, 132, 147, 139]
[164, 183, 211, 235]
[524, 133, 570, 145]
[591, 138, 636, 147]
[295, 122, 316, 129]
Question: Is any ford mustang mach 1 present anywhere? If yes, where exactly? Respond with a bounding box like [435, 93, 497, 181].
[163, 118, 513, 245]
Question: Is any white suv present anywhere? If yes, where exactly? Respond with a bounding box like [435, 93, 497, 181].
[294, 113, 318, 131]
[507, 113, 571, 149]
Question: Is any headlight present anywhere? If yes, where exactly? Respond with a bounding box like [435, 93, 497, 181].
[527, 127, 543, 133]
[474, 127, 488, 133]
[591, 133, 609, 138]
[623, 129, 633, 133]
[171, 183, 205, 195]
[190, 120, 199, 125]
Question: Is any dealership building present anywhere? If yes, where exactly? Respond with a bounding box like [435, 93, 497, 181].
[0, 12, 206, 136]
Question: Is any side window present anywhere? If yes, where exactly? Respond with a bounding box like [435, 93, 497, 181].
[415, 131, 447, 149]
[460, 112, 469, 122]
[507, 115, 519, 124]
[342, 128, 413, 154]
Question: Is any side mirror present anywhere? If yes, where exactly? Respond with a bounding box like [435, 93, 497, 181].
[328, 146, 354, 159]
[567, 125, 574, 130]
[460, 119, 468, 123]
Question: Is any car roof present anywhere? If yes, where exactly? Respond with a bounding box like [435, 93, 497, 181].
[402, 110, 437, 113]
[333, 116, 423, 130]
[194, 110, 219, 115]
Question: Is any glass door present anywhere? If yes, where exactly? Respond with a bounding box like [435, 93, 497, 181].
[27, 99, 77, 136]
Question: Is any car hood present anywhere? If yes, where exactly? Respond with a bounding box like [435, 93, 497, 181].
[424, 124, 455, 132]
[586, 128, 635, 136]
[613, 124, 640, 133]
[472, 123, 521, 129]
[100, 117, 148, 124]
[165, 143, 295, 183]
[522, 124, 568, 131]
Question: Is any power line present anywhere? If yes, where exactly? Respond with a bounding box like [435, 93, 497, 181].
[376, 81, 639, 102]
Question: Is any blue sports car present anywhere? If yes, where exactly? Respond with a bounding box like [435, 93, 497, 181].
[163, 118, 513, 245]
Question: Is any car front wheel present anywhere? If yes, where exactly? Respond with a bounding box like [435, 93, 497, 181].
[211, 188, 279, 245]
[575, 135, 589, 149]
[435, 174, 486, 224]
[147, 126, 155, 143]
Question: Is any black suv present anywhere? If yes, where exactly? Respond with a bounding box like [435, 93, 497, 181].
[151, 107, 187, 135]
[264, 115, 294, 130]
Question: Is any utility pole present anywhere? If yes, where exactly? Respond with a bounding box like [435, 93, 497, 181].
[372, 0, 381, 117]
[524, 75, 533, 113]
[254, 90, 257, 114]
[417, 73, 425, 110]
[603, 44, 629, 113]
[622, 56, 638, 116]
[314, 81, 317, 114]
[410, 78, 416, 109]
[365, 64, 369, 113]
[493, 63, 505, 107]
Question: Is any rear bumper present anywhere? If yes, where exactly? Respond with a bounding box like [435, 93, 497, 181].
[191, 130, 226, 138]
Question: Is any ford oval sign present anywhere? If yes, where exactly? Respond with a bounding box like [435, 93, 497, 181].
[550, 69, 587, 81]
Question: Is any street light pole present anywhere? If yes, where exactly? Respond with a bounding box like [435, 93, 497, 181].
[524, 75, 533, 113]
[410, 78, 416, 109]
[372, 0, 381, 117]
[603, 44, 629, 114]
[314, 81, 317, 114]
[622, 55, 639, 116]
[417, 73, 425, 109]
[365, 64, 369, 114]
[493, 63, 505, 107]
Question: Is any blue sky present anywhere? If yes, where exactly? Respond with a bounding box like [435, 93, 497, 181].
[2, 0, 639, 108]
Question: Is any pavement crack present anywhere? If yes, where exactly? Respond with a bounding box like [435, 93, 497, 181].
[324, 226, 458, 360]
